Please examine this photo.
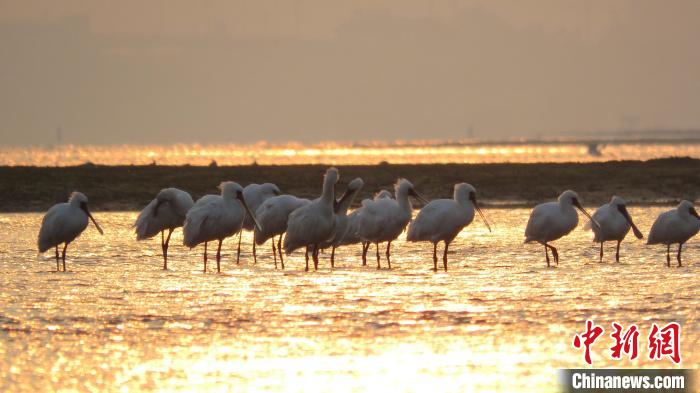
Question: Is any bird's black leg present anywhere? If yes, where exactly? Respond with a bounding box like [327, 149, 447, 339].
[61, 243, 68, 272]
[550, 245, 559, 265]
[677, 243, 683, 267]
[331, 246, 335, 268]
[615, 240, 621, 263]
[305, 246, 309, 272]
[666, 244, 671, 267]
[272, 235, 278, 269]
[386, 241, 392, 269]
[376, 243, 381, 269]
[236, 230, 242, 264]
[433, 242, 438, 271]
[599, 242, 604, 263]
[55, 246, 60, 272]
[216, 239, 222, 273]
[313, 244, 319, 271]
[278, 236, 285, 269]
[543, 244, 550, 267]
[163, 229, 173, 270]
[443, 241, 449, 271]
[203, 242, 208, 273]
[361, 242, 369, 266]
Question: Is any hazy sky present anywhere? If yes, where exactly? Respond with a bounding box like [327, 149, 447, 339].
[1, 0, 699, 145]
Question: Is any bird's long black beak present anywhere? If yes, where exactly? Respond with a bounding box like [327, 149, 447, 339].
[690, 207, 700, 220]
[237, 191, 262, 231]
[335, 185, 360, 213]
[470, 194, 492, 232]
[82, 203, 104, 235]
[408, 188, 429, 205]
[573, 199, 600, 229]
[618, 204, 643, 239]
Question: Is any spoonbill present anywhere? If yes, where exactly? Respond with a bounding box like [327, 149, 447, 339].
[183, 182, 261, 273]
[134, 188, 194, 269]
[584, 196, 643, 263]
[407, 183, 491, 271]
[524, 190, 599, 267]
[337, 189, 393, 265]
[238, 183, 281, 264]
[647, 200, 700, 267]
[38, 192, 104, 271]
[254, 195, 310, 269]
[284, 167, 339, 271]
[316, 177, 364, 267]
[358, 179, 427, 269]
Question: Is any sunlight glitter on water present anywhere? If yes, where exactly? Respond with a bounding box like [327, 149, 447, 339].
[3, 142, 700, 166]
[0, 208, 697, 392]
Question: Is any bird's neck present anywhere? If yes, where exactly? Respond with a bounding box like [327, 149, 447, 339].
[321, 179, 335, 206]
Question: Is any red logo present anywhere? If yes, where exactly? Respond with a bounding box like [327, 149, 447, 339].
[573, 321, 681, 365]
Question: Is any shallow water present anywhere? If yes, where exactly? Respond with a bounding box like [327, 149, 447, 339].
[0, 208, 697, 392]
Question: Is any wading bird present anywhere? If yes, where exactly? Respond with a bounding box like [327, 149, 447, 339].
[183, 182, 261, 273]
[337, 189, 393, 265]
[407, 183, 491, 271]
[135, 188, 194, 269]
[38, 192, 104, 271]
[525, 190, 599, 267]
[316, 177, 364, 267]
[358, 179, 427, 269]
[238, 183, 281, 264]
[585, 196, 643, 263]
[254, 195, 310, 269]
[647, 200, 700, 267]
[284, 168, 339, 271]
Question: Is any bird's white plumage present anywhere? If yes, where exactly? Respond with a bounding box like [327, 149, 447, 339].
[183, 182, 247, 248]
[283, 168, 338, 254]
[319, 178, 364, 249]
[135, 188, 194, 240]
[38, 192, 100, 252]
[647, 200, 700, 245]
[242, 183, 280, 230]
[358, 179, 417, 244]
[525, 190, 582, 244]
[585, 196, 635, 242]
[254, 195, 310, 245]
[407, 183, 478, 244]
[337, 189, 392, 246]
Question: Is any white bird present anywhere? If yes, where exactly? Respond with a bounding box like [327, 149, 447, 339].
[254, 194, 310, 269]
[407, 183, 491, 271]
[283, 167, 339, 271]
[647, 200, 700, 267]
[358, 179, 427, 269]
[38, 192, 104, 271]
[237, 183, 281, 264]
[183, 182, 261, 273]
[134, 188, 194, 270]
[336, 189, 392, 265]
[524, 190, 599, 267]
[584, 196, 643, 263]
[316, 177, 364, 267]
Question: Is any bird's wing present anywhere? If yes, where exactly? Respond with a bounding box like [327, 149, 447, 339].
[524, 204, 553, 242]
[183, 196, 222, 247]
[407, 200, 451, 241]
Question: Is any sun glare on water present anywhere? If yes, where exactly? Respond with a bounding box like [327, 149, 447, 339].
[2, 142, 700, 166]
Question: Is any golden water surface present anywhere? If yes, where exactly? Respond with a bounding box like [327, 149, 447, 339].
[3, 142, 700, 166]
[0, 208, 697, 392]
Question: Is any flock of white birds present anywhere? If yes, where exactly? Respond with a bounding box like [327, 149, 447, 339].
[37, 167, 700, 272]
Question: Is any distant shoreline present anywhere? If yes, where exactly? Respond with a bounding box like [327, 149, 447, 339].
[1, 157, 699, 212]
